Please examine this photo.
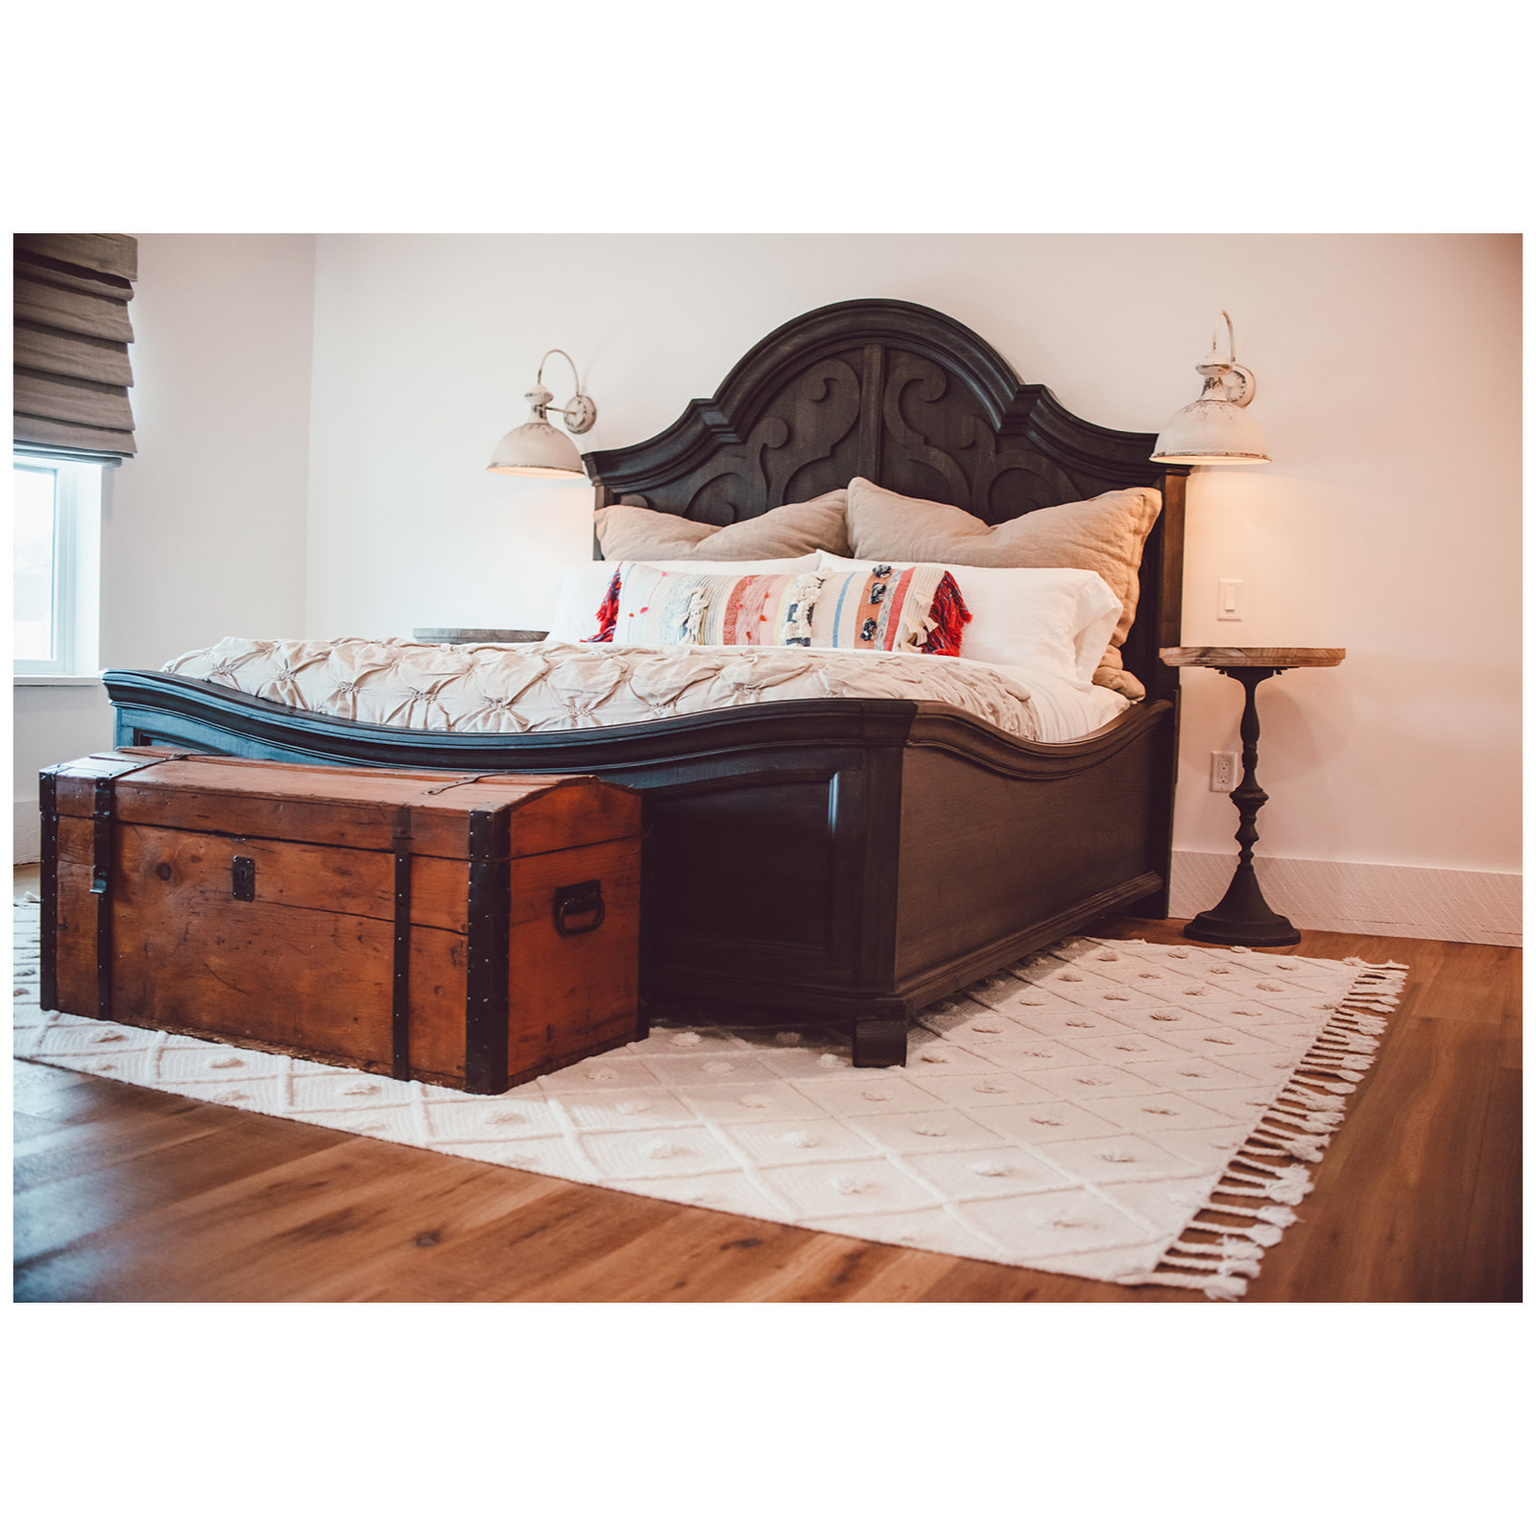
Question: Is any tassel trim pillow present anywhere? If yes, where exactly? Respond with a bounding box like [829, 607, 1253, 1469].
[590, 562, 971, 655]
[817, 553, 1122, 686]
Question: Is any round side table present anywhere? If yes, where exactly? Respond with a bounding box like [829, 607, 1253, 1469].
[1160, 646, 1345, 947]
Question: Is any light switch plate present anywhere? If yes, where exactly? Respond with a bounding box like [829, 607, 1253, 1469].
[1217, 578, 1244, 621]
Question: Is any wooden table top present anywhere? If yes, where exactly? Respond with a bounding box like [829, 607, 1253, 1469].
[412, 628, 549, 644]
[1160, 647, 1345, 669]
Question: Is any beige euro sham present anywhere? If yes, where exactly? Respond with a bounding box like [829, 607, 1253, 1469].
[843, 477, 1162, 698]
[595, 488, 851, 561]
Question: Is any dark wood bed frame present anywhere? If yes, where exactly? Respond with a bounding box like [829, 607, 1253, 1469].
[103, 299, 1187, 1067]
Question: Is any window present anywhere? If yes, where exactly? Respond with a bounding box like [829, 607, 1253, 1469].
[12, 450, 102, 676]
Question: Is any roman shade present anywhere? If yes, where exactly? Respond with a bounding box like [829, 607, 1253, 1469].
[14, 233, 138, 457]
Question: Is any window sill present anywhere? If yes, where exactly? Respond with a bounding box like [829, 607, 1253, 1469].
[14, 673, 106, 689]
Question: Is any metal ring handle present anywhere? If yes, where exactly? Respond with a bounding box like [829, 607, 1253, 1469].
[553, 880, 605, 937]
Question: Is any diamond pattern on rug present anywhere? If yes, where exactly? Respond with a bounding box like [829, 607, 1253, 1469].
[9, 897, 1405, 1298]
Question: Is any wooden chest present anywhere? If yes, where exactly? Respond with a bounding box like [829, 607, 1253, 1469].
[38, 750, 643, 1093]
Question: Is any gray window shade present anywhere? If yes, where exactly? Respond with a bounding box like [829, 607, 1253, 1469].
[14, 233, 138, 457]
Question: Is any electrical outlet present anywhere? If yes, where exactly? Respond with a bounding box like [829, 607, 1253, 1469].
[1217, 578, 1244, 621]
[1210, 751, 1238, 792]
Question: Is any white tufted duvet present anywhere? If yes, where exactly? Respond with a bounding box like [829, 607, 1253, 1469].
[163, 637, 1130, 744]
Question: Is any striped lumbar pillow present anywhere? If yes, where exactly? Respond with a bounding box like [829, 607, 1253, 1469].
[592, 562, 970, 654]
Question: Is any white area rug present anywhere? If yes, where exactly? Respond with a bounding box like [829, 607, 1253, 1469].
[10, 898, 1404, 1298]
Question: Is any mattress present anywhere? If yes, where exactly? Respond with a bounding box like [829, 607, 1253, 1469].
[163, 638, 1131, 745]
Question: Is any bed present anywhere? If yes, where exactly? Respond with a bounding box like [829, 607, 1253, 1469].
[103, 298, 1187, 1067]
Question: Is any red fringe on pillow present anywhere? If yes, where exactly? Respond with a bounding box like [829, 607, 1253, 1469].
[920, 571, 972, 656]
[587, 568, 623, 642]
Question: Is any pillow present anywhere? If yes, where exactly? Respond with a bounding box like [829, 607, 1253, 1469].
[595, 488, 851, 560]
[817, 553, 1120, 688]
[547, 556, 819, 643]
[601, 561, 970, 655]
[844, 477, 1161, 698]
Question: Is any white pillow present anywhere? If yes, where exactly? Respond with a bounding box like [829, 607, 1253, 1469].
[816, 552, 1120, 685]
[548, 555, 820, 643]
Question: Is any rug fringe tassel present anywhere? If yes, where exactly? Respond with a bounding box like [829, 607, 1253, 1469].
[1263, 1109, 1345, 1133]
[1141, 1267, 1251, 1300]
[1146, 957, 1407, 1300]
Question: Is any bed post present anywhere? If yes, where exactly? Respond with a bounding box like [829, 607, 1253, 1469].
[589, 477, 613, 560]
[1128, 466, 1187, 917]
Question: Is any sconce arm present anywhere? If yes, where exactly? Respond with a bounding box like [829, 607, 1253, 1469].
[534, 348, 597, 434]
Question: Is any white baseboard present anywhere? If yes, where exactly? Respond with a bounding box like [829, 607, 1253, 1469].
[14, 799, 40, 865]
[1170, 850, 1521, 948]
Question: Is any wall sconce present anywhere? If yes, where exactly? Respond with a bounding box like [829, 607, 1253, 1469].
[1149, 311, 1270, 466]
[487, 349, 597, 479]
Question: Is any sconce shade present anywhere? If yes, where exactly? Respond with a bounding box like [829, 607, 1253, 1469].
[488, 352, 597, 479]
[1149, 311, 1271, 466]
[487, 416, 587, 478]
[1150, 397, 1271, 465]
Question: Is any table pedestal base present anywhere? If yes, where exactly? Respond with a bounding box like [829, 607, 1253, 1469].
[1183, 663, 1301, 949]
[1184, 862, 1300, 948]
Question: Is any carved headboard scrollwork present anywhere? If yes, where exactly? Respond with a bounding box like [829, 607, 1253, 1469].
[583, 299, 1186, 700]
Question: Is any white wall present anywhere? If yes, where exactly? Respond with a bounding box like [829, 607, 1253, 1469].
[12, 233, 316, 859]
[305, 234, 1521, 919]
[106, 233, 316, 667]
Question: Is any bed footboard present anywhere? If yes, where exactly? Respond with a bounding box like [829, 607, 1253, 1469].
[104, 670, 1174, 1065]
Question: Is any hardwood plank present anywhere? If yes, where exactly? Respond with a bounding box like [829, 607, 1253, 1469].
[1461, 958, 1523, 1299]
[707, 1231, 914, 1303]
[13, 1056, 169, 1126]
[146, 1157, 544, 1304]
[324, 1201, 673, 1302]
[17, 1125, 500, 1303]
[495, 1202, 760, 1304]
[15, 1105, 344, 1278]
[594, 1222, 831, 1304]
[14, 1100, 223, 1190]
[328, 1179, 693, 1304]
[778, 1244, 1006, 1304]
[1462, 1065, 1521, 1300]
[14, 1109, 73, 1147]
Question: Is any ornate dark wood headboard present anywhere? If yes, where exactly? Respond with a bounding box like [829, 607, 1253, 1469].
[583, 298, 1186, 701]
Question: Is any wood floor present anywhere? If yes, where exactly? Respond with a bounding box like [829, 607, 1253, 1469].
[13, 865, 1521, 1302]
